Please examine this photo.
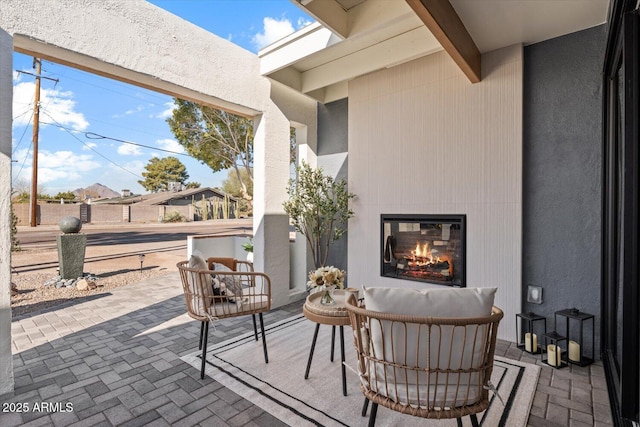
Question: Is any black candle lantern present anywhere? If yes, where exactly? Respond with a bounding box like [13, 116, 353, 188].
[516, 312, 547, 354]
[554, 308, 595, 366]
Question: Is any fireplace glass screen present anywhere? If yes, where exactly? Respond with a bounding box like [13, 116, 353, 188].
[381, 214, 466, 287]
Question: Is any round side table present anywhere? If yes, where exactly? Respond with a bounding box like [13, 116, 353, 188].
[303, 290, 352, 396]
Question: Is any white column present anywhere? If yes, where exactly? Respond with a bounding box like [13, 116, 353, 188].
[252, 106, 291, 307]
[0, 28, 15, 395]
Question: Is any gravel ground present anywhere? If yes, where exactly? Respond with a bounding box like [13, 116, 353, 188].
[11, 269, 174, 318]
[10, 268, 173, 318]
[10, 245, 184, 318]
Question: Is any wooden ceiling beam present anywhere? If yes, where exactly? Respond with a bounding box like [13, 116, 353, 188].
[405, 0, 481, 83]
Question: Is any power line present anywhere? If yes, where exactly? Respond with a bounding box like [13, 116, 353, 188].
[38, 119, 188, 157]
[85, 132, 189, 157]
[39, 110, 144, 180]
[12, 109, 34, 155]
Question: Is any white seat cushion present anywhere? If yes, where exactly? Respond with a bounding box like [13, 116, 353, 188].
[362, 286, 496, 408]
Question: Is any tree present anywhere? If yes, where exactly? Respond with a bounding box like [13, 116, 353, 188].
[221, 168, 253, 216]
[185, 182, 201, 189]
[54, 191, 76, 201]
[138, 156, 189, 193]
[167, 99, 253, 204]
[283, 162, 356, 268]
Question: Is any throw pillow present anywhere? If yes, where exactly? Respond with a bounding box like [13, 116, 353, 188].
[211, 262, 244, 304]
[187, 254, 214, 311]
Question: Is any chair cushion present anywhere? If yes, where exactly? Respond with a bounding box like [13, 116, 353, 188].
[362, 286, 497, 408]
[211, 262, 244, 303]
[187, 254, 214, 315]
[363, 286, 496, 318]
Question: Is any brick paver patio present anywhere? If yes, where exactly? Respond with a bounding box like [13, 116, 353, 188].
[1, 274, 613, 426]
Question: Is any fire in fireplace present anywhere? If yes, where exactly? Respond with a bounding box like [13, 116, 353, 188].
[381, 214, 466, 287]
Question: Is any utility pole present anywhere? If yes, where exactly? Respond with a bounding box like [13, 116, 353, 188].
[29, 58, 41, 227]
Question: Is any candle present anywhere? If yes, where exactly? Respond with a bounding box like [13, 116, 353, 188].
[569, 340, 581, 362]
[525, 333, 538, 353]
[547, 344, 563, 367]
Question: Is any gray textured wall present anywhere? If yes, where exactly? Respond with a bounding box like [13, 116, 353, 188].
[523, 25, 605, 355]
[317, 98, 349, 272]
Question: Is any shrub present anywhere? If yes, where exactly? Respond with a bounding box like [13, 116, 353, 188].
[163, 211, 186, 223]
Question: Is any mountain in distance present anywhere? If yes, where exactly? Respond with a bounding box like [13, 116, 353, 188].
[73, 183, 120, 200]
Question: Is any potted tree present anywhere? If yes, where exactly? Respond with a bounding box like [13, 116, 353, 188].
[283, 161, 356, 304]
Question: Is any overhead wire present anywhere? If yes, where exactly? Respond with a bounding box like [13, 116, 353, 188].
[12, 109, 34, 155]
[39, 110, 144, 180]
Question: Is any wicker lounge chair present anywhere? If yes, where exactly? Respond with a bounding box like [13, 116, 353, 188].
[177, 257, 271, 379]
[345, 291, 503, 427]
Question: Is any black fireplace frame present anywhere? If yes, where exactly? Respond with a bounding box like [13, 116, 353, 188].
[380, 214, 467, 287]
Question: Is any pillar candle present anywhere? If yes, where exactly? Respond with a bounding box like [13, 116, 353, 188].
[568, 340, 581, 362]
[525, 332, 538, 353]
[547, 344, 562, 367]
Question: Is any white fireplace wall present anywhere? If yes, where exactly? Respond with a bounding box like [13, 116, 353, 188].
[348, 45, 523, 340]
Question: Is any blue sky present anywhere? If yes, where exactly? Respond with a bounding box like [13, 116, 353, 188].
[11, 0, 313, 196]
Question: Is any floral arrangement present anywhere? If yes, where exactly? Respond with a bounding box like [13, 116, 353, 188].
[307, 266, 346, 290]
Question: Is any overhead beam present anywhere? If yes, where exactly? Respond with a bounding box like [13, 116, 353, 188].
[297, 0, 348, 39]
[405, 0, 481, 83]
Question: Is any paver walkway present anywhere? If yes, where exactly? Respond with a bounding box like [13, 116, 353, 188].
[1, 274, 613, 426]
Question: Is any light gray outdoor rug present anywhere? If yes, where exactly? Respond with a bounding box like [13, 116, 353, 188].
[182, 315, 540, 427]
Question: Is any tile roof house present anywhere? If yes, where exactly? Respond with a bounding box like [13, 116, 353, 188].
[1, 0, 638, 424]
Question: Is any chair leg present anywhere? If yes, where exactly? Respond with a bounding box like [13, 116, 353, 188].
[470, 413, 479, 427]
[259, 313, 268, 363]
[198, 321, 205, 350]
[200, 321, 209, 379]
[361, 398, 369, 416]
[368, 402, 378, 427]
[340, 326, 346, 396]
[252, 314, 259, 341]
[456, 418, 463, 427]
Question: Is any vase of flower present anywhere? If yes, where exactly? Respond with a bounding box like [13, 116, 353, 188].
[320, 285, 336, 305]
[307, 266, 346, 306]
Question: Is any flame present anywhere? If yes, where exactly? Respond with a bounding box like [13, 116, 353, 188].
[414, 241, 430, 258]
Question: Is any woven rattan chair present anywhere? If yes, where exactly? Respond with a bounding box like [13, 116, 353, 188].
[177, 259, 271, 379]
[345, 294, 503, 427]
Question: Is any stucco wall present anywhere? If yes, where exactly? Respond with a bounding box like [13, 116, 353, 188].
[348, 46, 523, 340]
[522, 25, 605, 354]
[0, 0, 319, 394]
[317, 99, 349, 273]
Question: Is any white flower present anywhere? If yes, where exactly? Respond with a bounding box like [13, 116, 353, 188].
[306, 266, 346, 290]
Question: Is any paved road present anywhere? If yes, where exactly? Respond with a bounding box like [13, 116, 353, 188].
[12, 219, 253, 274]
[16, 219, 253, 250]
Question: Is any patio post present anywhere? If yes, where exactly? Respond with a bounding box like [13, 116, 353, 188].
[0, 27, 15, 395]
[252, 107, 291, 307]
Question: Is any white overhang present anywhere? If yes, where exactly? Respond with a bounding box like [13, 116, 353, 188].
[262, 0, 610, 103]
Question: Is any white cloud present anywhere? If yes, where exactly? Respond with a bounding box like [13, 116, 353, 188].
[82, 142, 98, 151]
[12, 81, 89, 131]
[13, 71, 22, 83]
[252, 17, 295, 50]
[12, 149, 101, 185]
[153, 101, 175, 119]
[113, 104, 147, 119]
[117, 143, 142, 156]
[297, 17, 313, 29]
[125, 105, 144, 115]
[156, 138, 184, 154]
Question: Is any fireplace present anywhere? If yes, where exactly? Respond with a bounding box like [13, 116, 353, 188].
[381, 214, 466, 287]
